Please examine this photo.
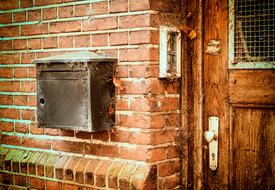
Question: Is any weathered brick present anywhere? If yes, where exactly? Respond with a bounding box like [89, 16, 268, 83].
[115, 65, 128, 78]
[20, 0, 33, 8]
[0, 108, 20, 119]
[147, 147, 167, 162]
[35, 0, 62, 6]
[62, 183, 79, 190]
[82, 17, 117, 31]
[129, 0, 150, 11]
[30, 123, 44, 135]
[0, 0, 19, 10]
[14, 95, 28, 106]
[52, 140, 84, 154]
[0, 40, 12, 50]
[45, 154, 60, 178]
[131, 165, 157, 189]
[28, 95, 37, 106]
[158, 160, 181, 177]
[0, 13, 12, 24]
[0, 54, 20, 64]
[151, 129, 176, 145]
[75, 158, 90, 184]
[95, 160, 112, 187]
[28, 152, 42, 175]
[29, 177, 45, 190]
[91, 33, 108, 47]
[129, 65, 158, 78]
[50, 21, 81, 33]
[55, 155, 70, 180]
[119, 48, 158, 61]
[107, 161, 124, 188]
[43, 8, 57, 20]
[64, 157, 80, 180]
[14, 67, 27, 78]
[27, 67, 36, 78]
[15, 123, 29, 133]
[119, 14, 151, 29]
[21, 137, 51, 149]
[0, 122, 14, 132]
[84, 143, 119, 157]
[92, 131, 109, 141]
[28, 38, 41, 49]
[20, 151, 34, 173]
[11, 150, 26, 172]
[0, 26, 19, 37]
[85, 159, 101, 185]
[4, 149, 17, 171]
[75, 35, 90, 48]
[28, 10, 41, 21]
[14, 174, 27, 186]
[91, 2, 108, 15]
[118, 163, 136, 190]
[111, 130, 152, 145]
[21, 109, 36, 120]
[110, 32, 128, 46]
[167, 145, 181, 159]
[158, 173, 181, 190]
[109, 0, 128, 13]
[0, 68, 13, 78]
[75, 131, 92, 139]
[21, 81, 36, 92]
[59, 36, 73, 48]
[0, 81, 20, 92]
[13, 11, 26, 22]
[46, 180, 62, 190]
[14, 39, 27, 50]
[0, 173, 13, 185]
[119, 146, 147, 161]
[21, 53, 35, 64]
[58, 6, 74, 18]
[37, 153, 51, 176]
[129, 30, 159, 44]
[21, 24, 48, 36]
[75, 3, 91, 17]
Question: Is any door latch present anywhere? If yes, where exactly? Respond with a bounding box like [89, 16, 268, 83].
[204, 116, 219, 170]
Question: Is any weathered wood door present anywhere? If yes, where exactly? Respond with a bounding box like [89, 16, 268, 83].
[203, 0, 275, 189]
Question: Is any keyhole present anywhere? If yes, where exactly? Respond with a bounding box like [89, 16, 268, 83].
[39, 98, 45, 106]
[212, 153, 215, 160]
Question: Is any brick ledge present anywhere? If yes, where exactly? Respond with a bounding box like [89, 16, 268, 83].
[0, 147, 157, 190]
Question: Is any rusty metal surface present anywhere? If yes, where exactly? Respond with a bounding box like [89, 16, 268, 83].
[35, 51, 116, 132]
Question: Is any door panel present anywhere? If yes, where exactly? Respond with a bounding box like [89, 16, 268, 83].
[232, 108, 275, 189]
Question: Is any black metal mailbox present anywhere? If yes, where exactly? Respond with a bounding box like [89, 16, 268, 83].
[33, 51, 116, 132]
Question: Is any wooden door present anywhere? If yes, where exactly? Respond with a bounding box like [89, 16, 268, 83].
[203, 0, 275, 189]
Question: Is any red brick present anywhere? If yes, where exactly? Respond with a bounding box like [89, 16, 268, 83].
[82, 17, 117, 31]
[35, 0, 62, 6]
[58, 6, 73, 18]
[21, 0, 33, 8]
[75, 3, 91, 17]
[14, 175, 27, 186]
[21, 53, 35, 64]
[14, 67, 27, 78]
[55, 155, 70, 180]
[166, 113, 180, 126]
[158, 174, 181, 190]
[107, 162, 124, 188]
[119, 14, 151, 29]
[75, 131, 92, 139]
[0, 68, 13, 78]
[91, 33, 108, 47]
[0, 13, 12, 24]
[15, 123, 29, 133]
[27, 67, 36, 78]
[0, 26, 19, 37]
[52, 140, 84, 154]
[129, 30, 158, 44]
[0, 40, 12, 50]
[21, 81, 36, 92]
[119, 146, 147, 161]
[84, 143, 119, 157]
[14, 95, 28, 106]
[95, 160, 112, 187]
[50, 20, 81, 33]
[151, 130, 176, 145]
[75, 158, 90, 183]
[13, 11, 26, 22]
[167, 145, 180, 159]
[109, 0, 128, 13]
[0, 0, 19, 10]
[116, 98, 129, 110]
[85, 159, 101, 185]
[21, 109, 36, 120]
[158, 160, 181, 177]
[29, 95, 37, 106]
[129, 65, 158, 78]
[75, 35, 90, 48]
[64, 157, 80, 180]
[129, 0, 150, 11]
[37, 153, 51, 176]
[1, 135, 20, 146]
[148, 147, 166, 162]
[110, 32, 128, 46]
[14, 39, 27, 50]
[0, 108, 20, 119]
[92, 131, 109, 141]
[28, 10, 41, 21]
[59, 36, 73, 48]
[21, 137, 51, 149]
[0, 173, 13, 184]
[28, 38, 41, 50]
[0, 54, 20, 64]
[0, 81, 20, 92]
[30, 123, 44, 135]
[29, 177, 45, 190]
[45, 154, 60, 178]
[91, 2, 108, 15]
[0, 122, 14, 132]
[21, 24, 48, 36]
[43, 8, 57, 20]
[119, 48, 158, 61]
[115, 65, 128, 78]
[62, 183, 79, 190]
[118, 163, 136, 189]
[46, 181, 62, 190]
[111, 130, 152, 145]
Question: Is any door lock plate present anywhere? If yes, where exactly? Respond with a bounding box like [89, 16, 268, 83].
[207, 116, 219, 170]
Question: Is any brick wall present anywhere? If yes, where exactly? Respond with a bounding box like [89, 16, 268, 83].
[0, 0, 184, 189]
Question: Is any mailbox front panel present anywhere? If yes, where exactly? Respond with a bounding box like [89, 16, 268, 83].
[37, 71, 90, 131]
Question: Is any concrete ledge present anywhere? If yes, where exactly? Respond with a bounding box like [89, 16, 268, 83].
[0, 147, 157, 190]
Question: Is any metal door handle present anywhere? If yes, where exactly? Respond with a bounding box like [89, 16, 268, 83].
[204, 116, 219, 170]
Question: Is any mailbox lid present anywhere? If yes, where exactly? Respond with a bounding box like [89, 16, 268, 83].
[33, 51, 116, 64]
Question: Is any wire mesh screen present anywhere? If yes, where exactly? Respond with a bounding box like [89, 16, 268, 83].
[234, 0, 275, 63]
